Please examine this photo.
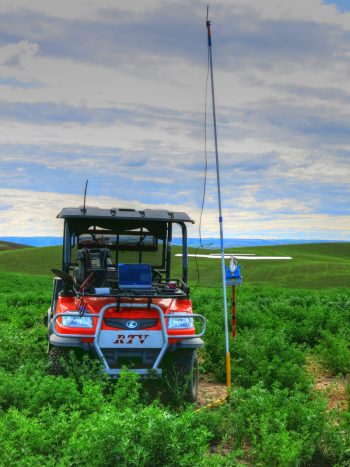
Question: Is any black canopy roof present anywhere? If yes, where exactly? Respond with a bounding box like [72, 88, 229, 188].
[57, 207, 194, 224]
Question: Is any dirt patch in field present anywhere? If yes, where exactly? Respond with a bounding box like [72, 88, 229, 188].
[197, 374, 228, 408]
[306, 357, 348, 411]
[196, 359, 349, 412]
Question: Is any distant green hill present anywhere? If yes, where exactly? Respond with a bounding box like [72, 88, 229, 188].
[0, 242, 348, 289]
[0, 246, 62, 275]
[0, 241, 32, 252]
[196, 243, 350, 289]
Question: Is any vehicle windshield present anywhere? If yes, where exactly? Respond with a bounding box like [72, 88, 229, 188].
[71, 227, 165, 270]
[63, 219, 188, 297]
[78, 232, 157, 251]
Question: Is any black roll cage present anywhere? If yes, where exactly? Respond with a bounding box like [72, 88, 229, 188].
[62, 219, 189, 285]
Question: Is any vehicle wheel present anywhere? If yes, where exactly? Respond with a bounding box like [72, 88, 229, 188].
[163, 349, 199, 403]
[47, 345, 70, 375]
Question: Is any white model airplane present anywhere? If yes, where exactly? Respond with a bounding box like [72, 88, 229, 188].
[175, 253, 293, 260]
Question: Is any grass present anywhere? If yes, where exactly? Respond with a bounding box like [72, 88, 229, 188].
[187, 242, 350, 289]
[0, 242, 349, 464]
[0, 270, 349, 465]
[0, 242, 349, 289]
[0, 246, 62, 275]
[0, 241, 350, 464]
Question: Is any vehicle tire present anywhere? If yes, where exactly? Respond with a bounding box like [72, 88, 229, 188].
[47, 345, 70, 376]
[163, 348, 199, 403]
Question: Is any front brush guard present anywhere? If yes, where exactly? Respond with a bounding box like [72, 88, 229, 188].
[50, 302, 206, 377]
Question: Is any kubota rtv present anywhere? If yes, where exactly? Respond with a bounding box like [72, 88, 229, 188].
[48, 206, 206, 402]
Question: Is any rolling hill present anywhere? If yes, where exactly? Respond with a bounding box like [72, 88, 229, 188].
[185, 243, 350, 289]
[0, 241, 32, 252]
[0, 236, 343, 248]
[0, 242, 349, 289]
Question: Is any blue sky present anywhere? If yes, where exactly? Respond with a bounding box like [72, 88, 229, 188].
[0, 0, 350, 239]
[323, 1, 350, 12]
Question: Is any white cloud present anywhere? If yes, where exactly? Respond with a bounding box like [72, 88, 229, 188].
[0, 187, 205, 236]
[0, 0, 166, 20]
[213, 0, 350, 26]
[0, 40, 39, 81]
[0, 186, 348, 240]
[0, 40, 39, 64]
[0, 188, 174, 236]
[0, 0, 349, 239]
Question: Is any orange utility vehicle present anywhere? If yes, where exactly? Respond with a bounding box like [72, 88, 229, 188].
[48, 207, 206, 401]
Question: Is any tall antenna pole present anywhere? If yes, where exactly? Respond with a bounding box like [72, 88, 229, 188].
[82, 179, 88, 214]
[206, 7, 231, 391]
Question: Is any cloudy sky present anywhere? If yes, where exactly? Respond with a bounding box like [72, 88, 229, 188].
[0, 0, 349, 239]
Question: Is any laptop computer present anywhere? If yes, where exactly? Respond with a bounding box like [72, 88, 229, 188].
[118, 263, 153, 289]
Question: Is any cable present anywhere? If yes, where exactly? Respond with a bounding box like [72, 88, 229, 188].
[192, 44, 210, 294]
[199, 44, 210, 247]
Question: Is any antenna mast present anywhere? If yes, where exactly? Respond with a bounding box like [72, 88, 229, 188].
[206, 7, 231, 391]
[82, 179, 88, 214]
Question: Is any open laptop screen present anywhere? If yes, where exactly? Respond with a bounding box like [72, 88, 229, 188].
[118, 263, 152, 289]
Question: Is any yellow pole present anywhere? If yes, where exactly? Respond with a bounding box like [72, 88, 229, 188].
[226, 351, 231, 392]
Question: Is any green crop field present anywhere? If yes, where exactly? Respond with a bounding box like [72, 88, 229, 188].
[185, 242, 350, 289]
[0, 243, 349, 465]
[0, 242, 349, 289]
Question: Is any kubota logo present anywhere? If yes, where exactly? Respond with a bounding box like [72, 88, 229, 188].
[126, 320, 138, 329]
[113, 334, 149, 344]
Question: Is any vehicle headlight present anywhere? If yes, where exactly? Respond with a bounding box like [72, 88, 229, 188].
[168, 316, 194, 329]
[62, 314, 93, 328]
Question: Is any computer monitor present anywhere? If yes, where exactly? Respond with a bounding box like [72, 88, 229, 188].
[118, 263, 153, 289]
